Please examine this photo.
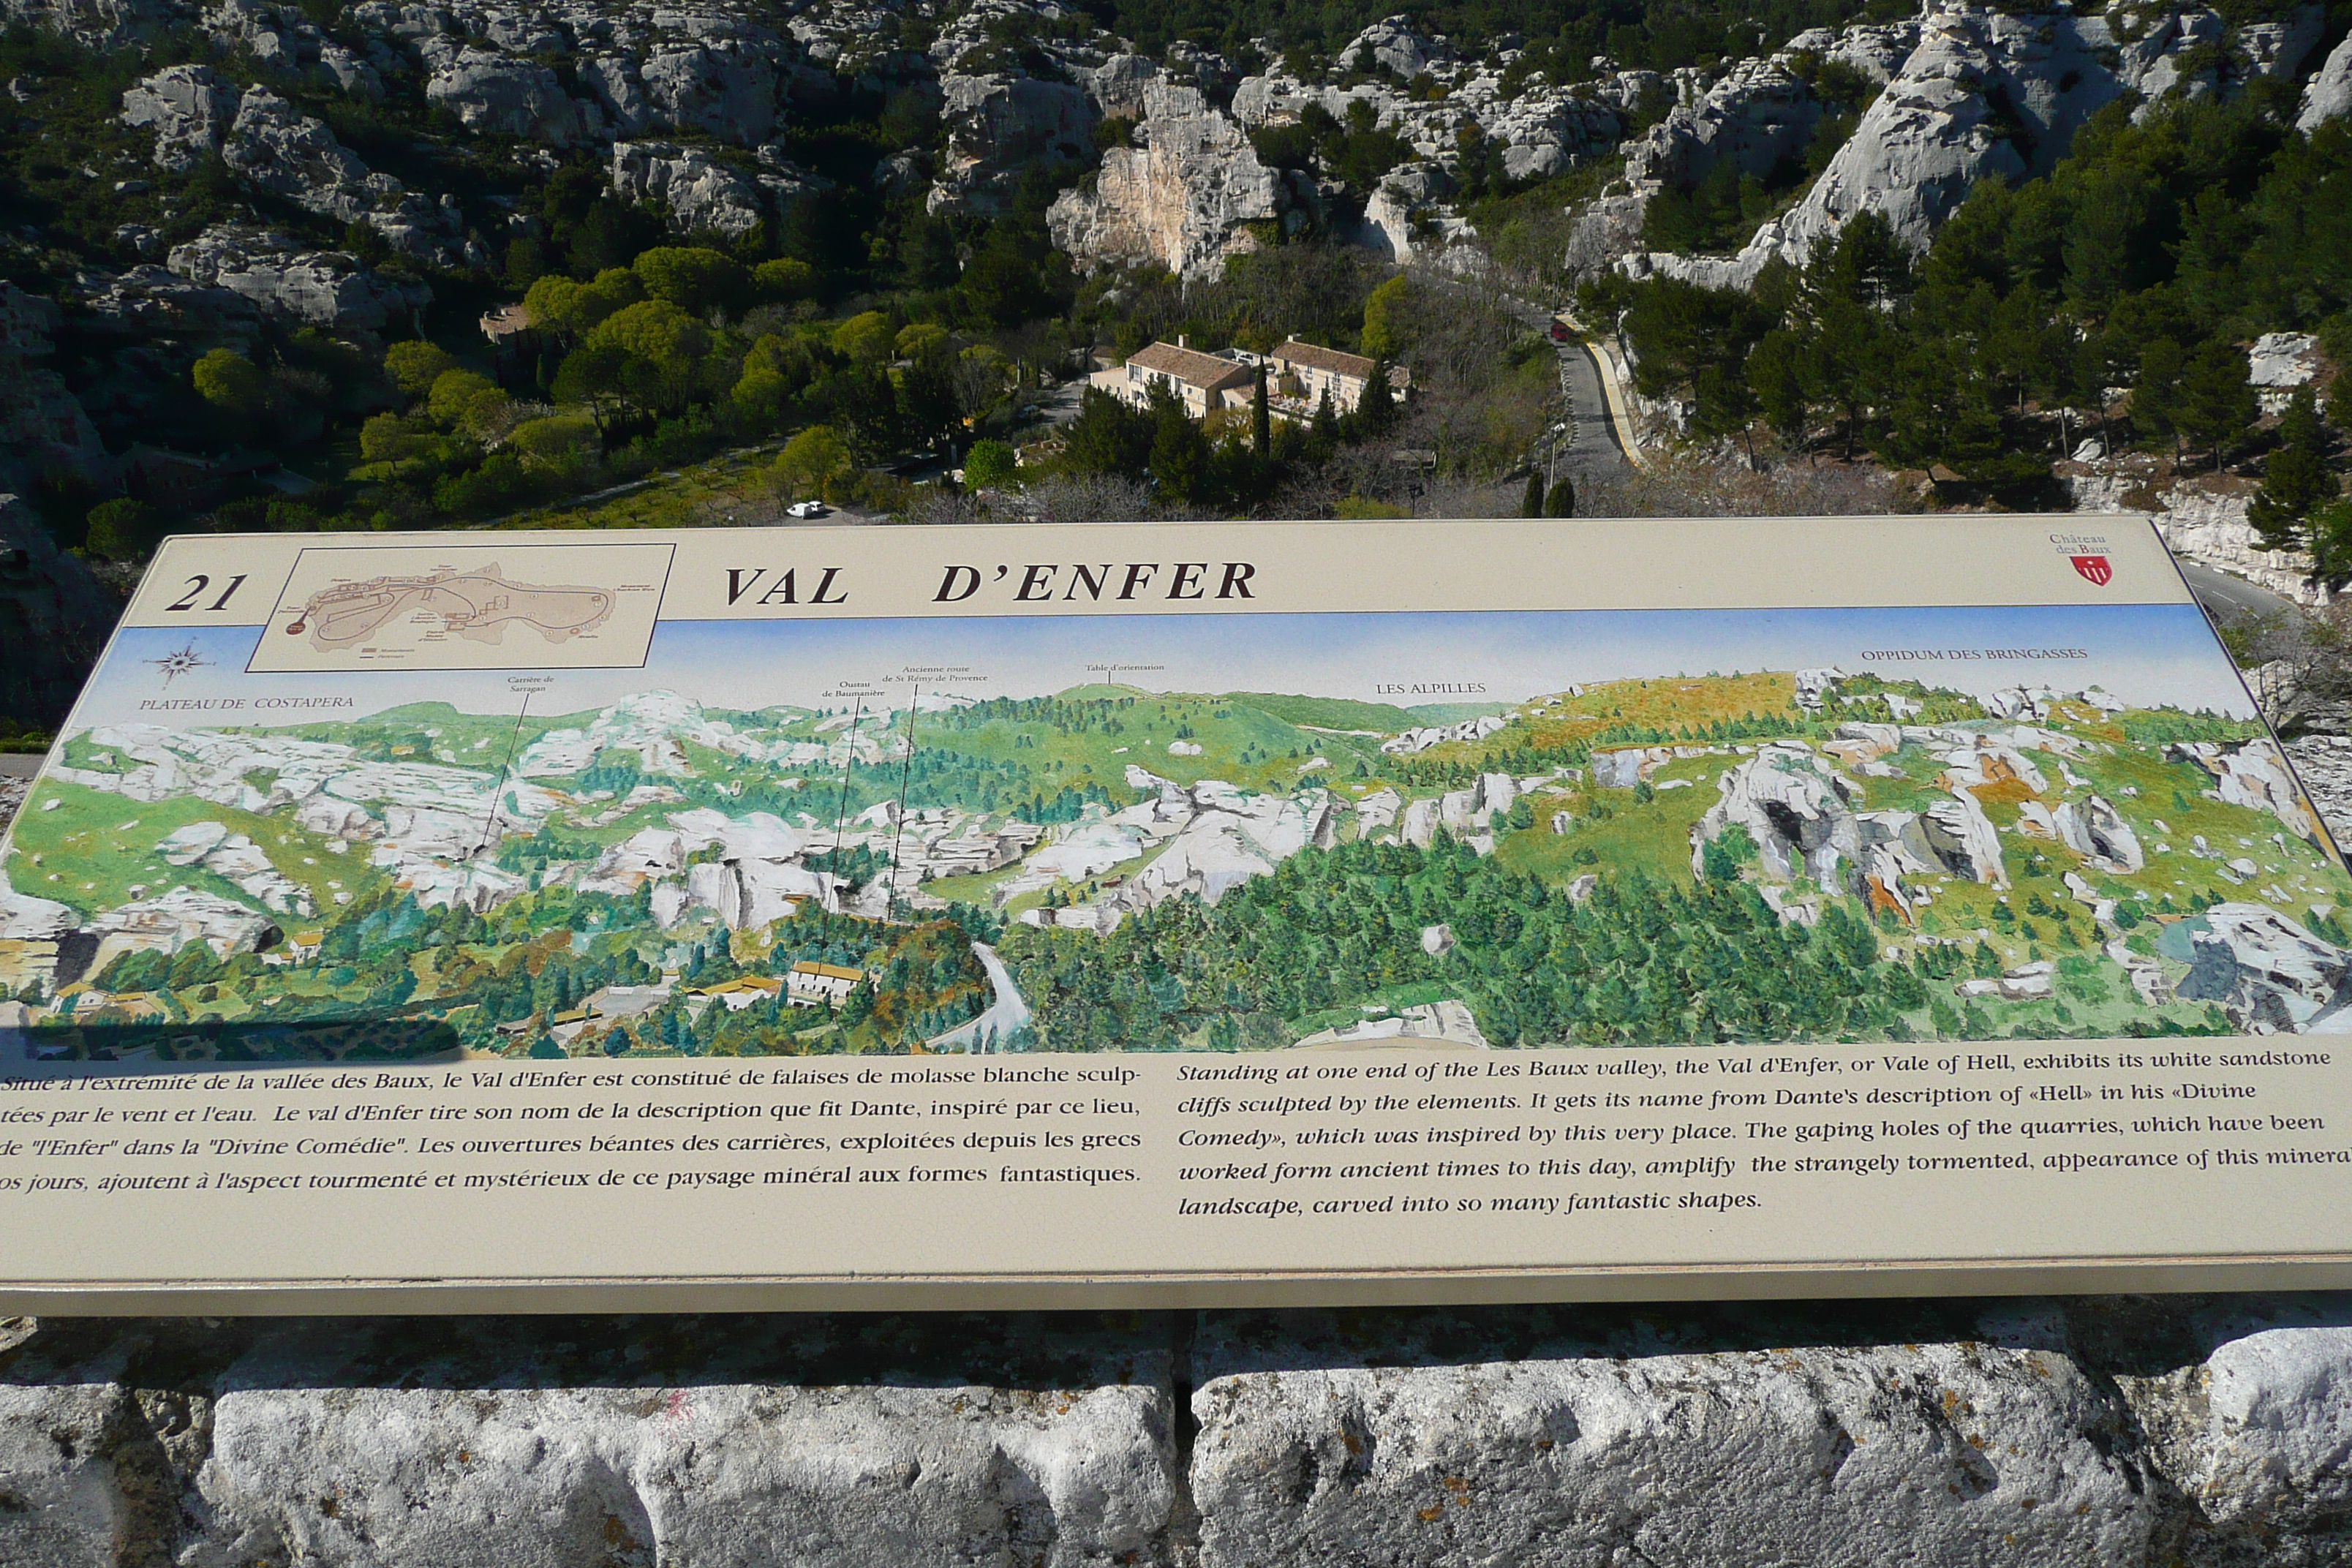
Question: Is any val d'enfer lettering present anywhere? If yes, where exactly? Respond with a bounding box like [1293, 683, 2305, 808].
[932, 562, 1258, 603]
[723, 566, 851, 607]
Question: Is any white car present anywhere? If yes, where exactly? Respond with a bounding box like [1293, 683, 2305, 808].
[785, 500, 829, 519]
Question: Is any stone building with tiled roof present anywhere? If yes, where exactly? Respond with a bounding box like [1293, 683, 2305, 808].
[1270, 340, 1409, 414]
[1093, 339, 1255, 417]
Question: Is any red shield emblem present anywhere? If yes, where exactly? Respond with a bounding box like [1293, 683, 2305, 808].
[2070, 554, 2112, 586]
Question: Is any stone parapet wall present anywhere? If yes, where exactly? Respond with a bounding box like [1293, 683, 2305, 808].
[7, 1297, 2352, 1566]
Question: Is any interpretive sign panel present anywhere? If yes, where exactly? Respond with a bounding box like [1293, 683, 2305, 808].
[6, 516, 2352, 1310]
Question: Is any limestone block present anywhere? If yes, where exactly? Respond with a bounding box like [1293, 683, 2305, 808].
[1191, 1305, 2163, 1567]
[1, 1316, 1180, 1567]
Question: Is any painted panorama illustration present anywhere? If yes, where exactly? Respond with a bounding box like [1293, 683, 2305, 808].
[3, 604, 2344, 1063]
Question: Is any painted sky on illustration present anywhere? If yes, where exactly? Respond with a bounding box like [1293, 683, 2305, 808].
[73, 604, 2252, 728]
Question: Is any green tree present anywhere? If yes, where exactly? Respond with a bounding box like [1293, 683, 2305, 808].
[632, 246, 750, 318]
[1542, 473, 1575, 516]
[1361, 272, 1409, 359]
[831, 310, 897, 366]
[82, 498, 157, 561]
[754, 257, 818, 301]
[1060, 387, 1153, 476]
[1147, 385, 1210, 502]
[773, 425, 853, 500]
[589, 299, 714, 413]
[1522, 470, 1545, 516]
[1252, 365, 1271, 458]
[1746, 327, 1812, 452]
[192, 348, 266, 414]
[383, 340, 459, 399]
[1358, 361, 1396, 434]
[2250, 389, 2337, 551]
[2176, 337, 2256, 471]
[551, 344, 630, 435]
[963, 438, 1019, 489]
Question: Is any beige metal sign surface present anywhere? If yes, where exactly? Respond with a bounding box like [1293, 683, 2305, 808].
[4, 516, 2351, 1310]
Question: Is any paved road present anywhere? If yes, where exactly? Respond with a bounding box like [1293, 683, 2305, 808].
[1552, 335, 1629, 476]
[1497, 293, 1627, 478]
[928, 941, 1033, 1053]
[2176, 561, 2302, 625]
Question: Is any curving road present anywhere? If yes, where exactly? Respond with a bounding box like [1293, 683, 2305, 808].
[2175, 561, 2302, 624]
[928, 941, 1032, 1053]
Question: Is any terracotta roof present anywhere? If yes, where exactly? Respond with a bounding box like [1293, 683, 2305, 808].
[1125, 341, 1253, 391]
[1275, 340, 1377, 380]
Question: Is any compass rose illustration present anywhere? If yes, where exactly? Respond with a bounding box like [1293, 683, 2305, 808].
[148, 640, 210, 686]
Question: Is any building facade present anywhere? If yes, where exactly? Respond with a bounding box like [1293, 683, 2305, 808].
[1093, 340, 1254, 417]
[1268, 341, 1409, 414]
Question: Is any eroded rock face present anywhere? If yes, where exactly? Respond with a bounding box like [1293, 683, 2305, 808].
[932, 71, 1096, 216]
[1640, 7, 2125, 287]
[609, 143, 829, 238]
[1624, 56, 1822, 193]
[119, 64, 238, 172]
[0, 0, 171, 45]
[426, 48, 581, 142]
[222, 85, 374, 219]
[2302, 33, 2352, 130]
[166, 225, 429, 330]
[1048, 83, 1290, 278]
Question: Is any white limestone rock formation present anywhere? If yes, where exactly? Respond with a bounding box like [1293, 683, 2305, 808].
[1635, 2, 2331, 290]
[1921, 786, 2008, 886]
[613, 140, 823, 235]
[1635, 6, 2122, 287]
[165, 226, 429, 330]
[1691, 742, 1861, 885]
[0, 0, 171, 45]
[639, 39, 786, 144]
[1379, 713, 1507, 755]
[2301, 32, 2352, 129]
[1339, 15, 1455, 78]
[223, 85, 374, 217]
[1357, 160, 1477, 265]
[426, 48, 581, 143]
[1047, 82, 1295, 277]
[610, 143, 766, 238]
[119, 64, 238, 172]
[1623, 56, 1822, 194]
[934, 72, 1097, 216]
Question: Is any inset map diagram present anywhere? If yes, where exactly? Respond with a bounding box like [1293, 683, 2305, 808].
[249, 543, 671, 672]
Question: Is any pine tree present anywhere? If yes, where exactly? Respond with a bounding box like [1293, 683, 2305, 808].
[1522, 471, 1545, 516]
[2249, 388, 2334, 551]
[1311, 387, 1338, 448]
[1251, 364, 1270, 458]
[1544, 474, 1575, 516]
[1360, 361, 1395, 434]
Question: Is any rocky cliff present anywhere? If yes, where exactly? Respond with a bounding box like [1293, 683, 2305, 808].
[1047, 82, 1297, 279]
[1621, 0, 2338, 287]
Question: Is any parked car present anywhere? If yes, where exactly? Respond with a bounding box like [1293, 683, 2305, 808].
[786, 500, 829, 519]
